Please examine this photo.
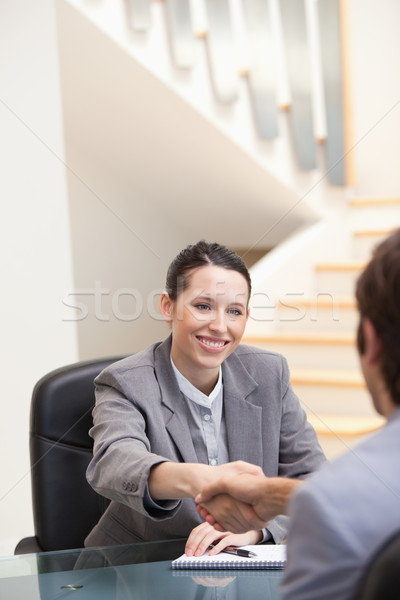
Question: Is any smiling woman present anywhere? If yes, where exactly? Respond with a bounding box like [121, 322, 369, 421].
[85, 241, 325, 554]
[159, 264, 249, 395]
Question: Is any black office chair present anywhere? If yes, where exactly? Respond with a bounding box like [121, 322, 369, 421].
[14, 356, 125, 554]
[352, 529, 400, 599]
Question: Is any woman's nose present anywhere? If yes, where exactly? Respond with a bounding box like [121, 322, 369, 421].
[208, 310, 227, 333]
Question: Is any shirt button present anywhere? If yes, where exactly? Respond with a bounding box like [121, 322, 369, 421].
[203, 414, 211, 421]
[209, 459, 217, 466]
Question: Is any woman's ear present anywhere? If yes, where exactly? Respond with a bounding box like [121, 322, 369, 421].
[159, 292, 174, 323]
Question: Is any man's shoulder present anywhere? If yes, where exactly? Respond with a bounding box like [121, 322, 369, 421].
[293, 422, 393, 508]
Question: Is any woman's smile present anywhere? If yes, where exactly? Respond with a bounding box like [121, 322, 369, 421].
[196, 335, 230, 352]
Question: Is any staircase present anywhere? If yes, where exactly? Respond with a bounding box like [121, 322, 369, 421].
[56, 1, 400, 459]
[244, 198, 400, 459]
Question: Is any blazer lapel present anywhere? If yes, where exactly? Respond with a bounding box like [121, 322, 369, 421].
[222, 355, 263, 466]
[154, 337, 264, 466]
[154, 337, 199, 463]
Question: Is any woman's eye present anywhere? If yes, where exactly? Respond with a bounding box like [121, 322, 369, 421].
[195, 304, 211, 311]
[228, 308, 241, 316]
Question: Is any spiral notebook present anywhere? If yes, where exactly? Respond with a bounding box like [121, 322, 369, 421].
[172, 545, 286, 570]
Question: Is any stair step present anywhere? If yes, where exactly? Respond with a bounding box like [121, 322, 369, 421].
[350, 197, 400, 207]
[315, 260, 366, 271]
[244, 332, 359, 369]
[279, 296, 356, 307]
[353, 228, 395, 237]
[308, 413, 384, 436]
[276, 296, 358, 331]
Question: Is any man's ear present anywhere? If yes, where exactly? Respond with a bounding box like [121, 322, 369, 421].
[159, 292, 174, 323]
[362, 318, 383, 365]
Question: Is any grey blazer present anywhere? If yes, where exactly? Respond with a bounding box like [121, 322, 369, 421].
[85, 336, 325, 547]
[281, 407, 400, 600]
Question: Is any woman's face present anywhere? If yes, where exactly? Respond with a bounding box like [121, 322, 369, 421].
[160, 264, 249, 390]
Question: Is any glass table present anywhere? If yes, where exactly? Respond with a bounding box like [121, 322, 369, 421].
[0, 539, 283, 599]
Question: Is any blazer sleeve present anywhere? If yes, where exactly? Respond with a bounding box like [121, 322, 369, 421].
[281, 483, 361, 600]
[86, 366, 180, 519]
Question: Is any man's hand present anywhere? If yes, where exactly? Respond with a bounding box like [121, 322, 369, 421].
[196, 473, 302, 533]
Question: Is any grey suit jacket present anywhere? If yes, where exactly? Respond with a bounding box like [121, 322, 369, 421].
[85, 336, 325, 547]
[281, 407, 400, 600]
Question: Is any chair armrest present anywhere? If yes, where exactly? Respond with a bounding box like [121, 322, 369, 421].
[14, 536, 43, 555]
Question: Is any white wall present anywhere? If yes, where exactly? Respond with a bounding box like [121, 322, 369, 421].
[0, 1, 78, 555]
[348, 0, 400, 195]
[63, 143, 185, 358]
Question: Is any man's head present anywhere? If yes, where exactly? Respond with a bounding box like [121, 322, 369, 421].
[356, 229, 400, 408]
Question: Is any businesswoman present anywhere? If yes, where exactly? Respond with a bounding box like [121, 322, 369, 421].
[85, 241, 325, 552]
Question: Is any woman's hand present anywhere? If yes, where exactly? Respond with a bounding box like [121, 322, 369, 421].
[197, 461, 264, 500]
[148, 460, 263, 501]
[184, 521, 262, 558]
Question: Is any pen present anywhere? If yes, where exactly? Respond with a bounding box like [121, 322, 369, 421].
[210, 544, 258, 558]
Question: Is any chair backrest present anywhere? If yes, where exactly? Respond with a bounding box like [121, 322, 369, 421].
[28, 356, 125, 552]
[352, 529, 400, 600]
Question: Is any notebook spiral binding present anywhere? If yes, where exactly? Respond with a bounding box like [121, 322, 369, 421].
[172, 559, 285, 569]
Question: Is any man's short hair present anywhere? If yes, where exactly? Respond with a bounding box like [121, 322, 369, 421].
[356, 228, 400, 405]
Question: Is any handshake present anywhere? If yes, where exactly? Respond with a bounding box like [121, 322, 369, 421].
[194, 460, 301, 534]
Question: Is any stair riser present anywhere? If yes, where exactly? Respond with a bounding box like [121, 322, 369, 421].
[294, 386, 374, 417]
[349, 205, 400, 229]
[352, 234, 391, 260]
[316, 431, 375, 460]
[276, 306, 359, 331]
[250, 341, 359, 370]
[315, 270, 363, 295]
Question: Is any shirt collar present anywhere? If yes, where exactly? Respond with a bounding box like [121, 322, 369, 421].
[170, 357, 222, 407]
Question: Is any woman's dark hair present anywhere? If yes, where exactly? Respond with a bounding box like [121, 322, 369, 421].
[356, 228, 400, 405]
[165, 240, 252, 302]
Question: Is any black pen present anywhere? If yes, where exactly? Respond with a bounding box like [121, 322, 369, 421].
[210, 544, 258, 558]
